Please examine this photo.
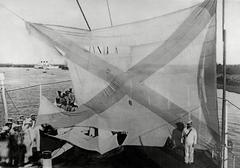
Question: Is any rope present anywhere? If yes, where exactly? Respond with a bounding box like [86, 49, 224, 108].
[42, 23, 90, 31]
[0, 3, 26, 22]
[75, 0, 91, 31]
[217, 97, 240, 112]
[5, 90, 20, 114]
[7, 80, 71, 92]
[15, 104, 39, 109]
[106, 0, 113, 26]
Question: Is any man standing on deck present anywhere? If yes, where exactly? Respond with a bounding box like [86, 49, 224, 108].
[172, 122, 184, 155]
[181, 120, 197, 164]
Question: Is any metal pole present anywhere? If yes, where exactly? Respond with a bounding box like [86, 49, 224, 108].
[40, 84, 42, 100]
[75, 0, 91, 31]
[0, 73, 8, 124]
[221, 0, 227, 167]
[233, 155, 235, 168]
[224, 101, 228, 168]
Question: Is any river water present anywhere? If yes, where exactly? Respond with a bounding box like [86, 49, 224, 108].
[0, 67, 240, 167]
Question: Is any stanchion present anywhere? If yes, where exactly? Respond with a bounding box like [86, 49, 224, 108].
[42, 151, 52, 168]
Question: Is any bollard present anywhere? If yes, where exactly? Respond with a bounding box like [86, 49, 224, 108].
[42, 151, 52, 168]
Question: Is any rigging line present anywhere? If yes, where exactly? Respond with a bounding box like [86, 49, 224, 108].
[5, 90, 20, 114]
[75, 0, 91, 31]
[50, 29, 87, 35]
[15, 104, 39, 109]
[106, 0, 113, 26]
[0, 3, 26, 22]
[42, 23, 90, 31]
[7, 80, 72, 92]
[217, 97, 240, 112]
[92, 3, 200, 31]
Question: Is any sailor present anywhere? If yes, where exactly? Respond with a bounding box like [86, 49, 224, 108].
[19, 115, 25, 121]
[16, 133, 26, 167]
[19, 115, 26, 127]
[56, 91, 62, 104]
[7, 118, 14, 123]
[0, 126, 10, 164]
[1, 126, 10, 137]
[30, 114, 37, 128]
[17, 119, 24, 129]
[64, 90, 71, 111]
[68, 88, 78, 110]
[172, 122, 184, 155]
[8, 125, 19, 166]
[59, 93, 67, 110]
[181, 120, 197, 164]
[23, 120, 34, 163]
[5, 121, 13, 131]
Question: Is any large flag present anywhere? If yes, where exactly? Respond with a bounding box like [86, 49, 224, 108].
[38, 96, 124, 154]
[33, 0, 218, 153]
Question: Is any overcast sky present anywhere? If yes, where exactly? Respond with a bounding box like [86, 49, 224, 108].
[0, 0, 239, 64]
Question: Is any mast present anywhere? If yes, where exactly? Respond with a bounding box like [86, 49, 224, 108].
[0, 73, 8, 124]
[40, 84, 42, 100]
[221, 0, 228, 167]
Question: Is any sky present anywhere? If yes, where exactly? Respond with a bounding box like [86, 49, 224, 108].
[0, 0, 239, 64]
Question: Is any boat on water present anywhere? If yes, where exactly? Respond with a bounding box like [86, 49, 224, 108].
[0, 0, 233, 167]
[34, 60, 59, 70]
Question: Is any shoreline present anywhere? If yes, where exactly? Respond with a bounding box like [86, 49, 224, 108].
[217, 84, 240, 94]
[0, 64, 64, 68]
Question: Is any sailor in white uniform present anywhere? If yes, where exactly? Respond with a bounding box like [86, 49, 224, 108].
[181, 120, 197, 164]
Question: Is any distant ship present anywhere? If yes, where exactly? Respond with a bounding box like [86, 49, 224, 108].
[34, 60, 59, 70]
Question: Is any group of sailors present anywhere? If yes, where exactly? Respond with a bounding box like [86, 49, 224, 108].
[55, 88, 78, 112]
[0, 114, 39, 167]
[170, 120, 197, 165]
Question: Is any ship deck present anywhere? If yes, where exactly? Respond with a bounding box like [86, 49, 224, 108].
[0, 146, 219, 168]
[52, 146, 219, 168]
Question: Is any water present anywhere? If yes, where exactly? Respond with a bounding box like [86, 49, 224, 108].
[217, 90, 240, 167]
[1, 67, 240, 167]
[0, 67, 72, 120]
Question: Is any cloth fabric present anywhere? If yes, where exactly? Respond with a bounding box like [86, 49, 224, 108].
[29, 0, 218, 154]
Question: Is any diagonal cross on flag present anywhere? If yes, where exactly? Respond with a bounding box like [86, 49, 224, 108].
[54, 1, 215, 125]
[29, 0, 216, 130]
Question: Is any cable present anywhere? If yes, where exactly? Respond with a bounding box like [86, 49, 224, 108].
[5, 90, 20, 115]
[7, 80, 72, 92]
[42, 23, 90, 31]
[75, 0, 91, 31]
[217, 97, 240, 112]
[0, 3, 26, 22]
[106, 0, 113, 26]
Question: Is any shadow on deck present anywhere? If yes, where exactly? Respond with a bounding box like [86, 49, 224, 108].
[53, 146, 219, 168]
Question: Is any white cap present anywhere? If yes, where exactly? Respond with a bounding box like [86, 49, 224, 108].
[187, 120, 192, 124]
[2, 126, 10, 131]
